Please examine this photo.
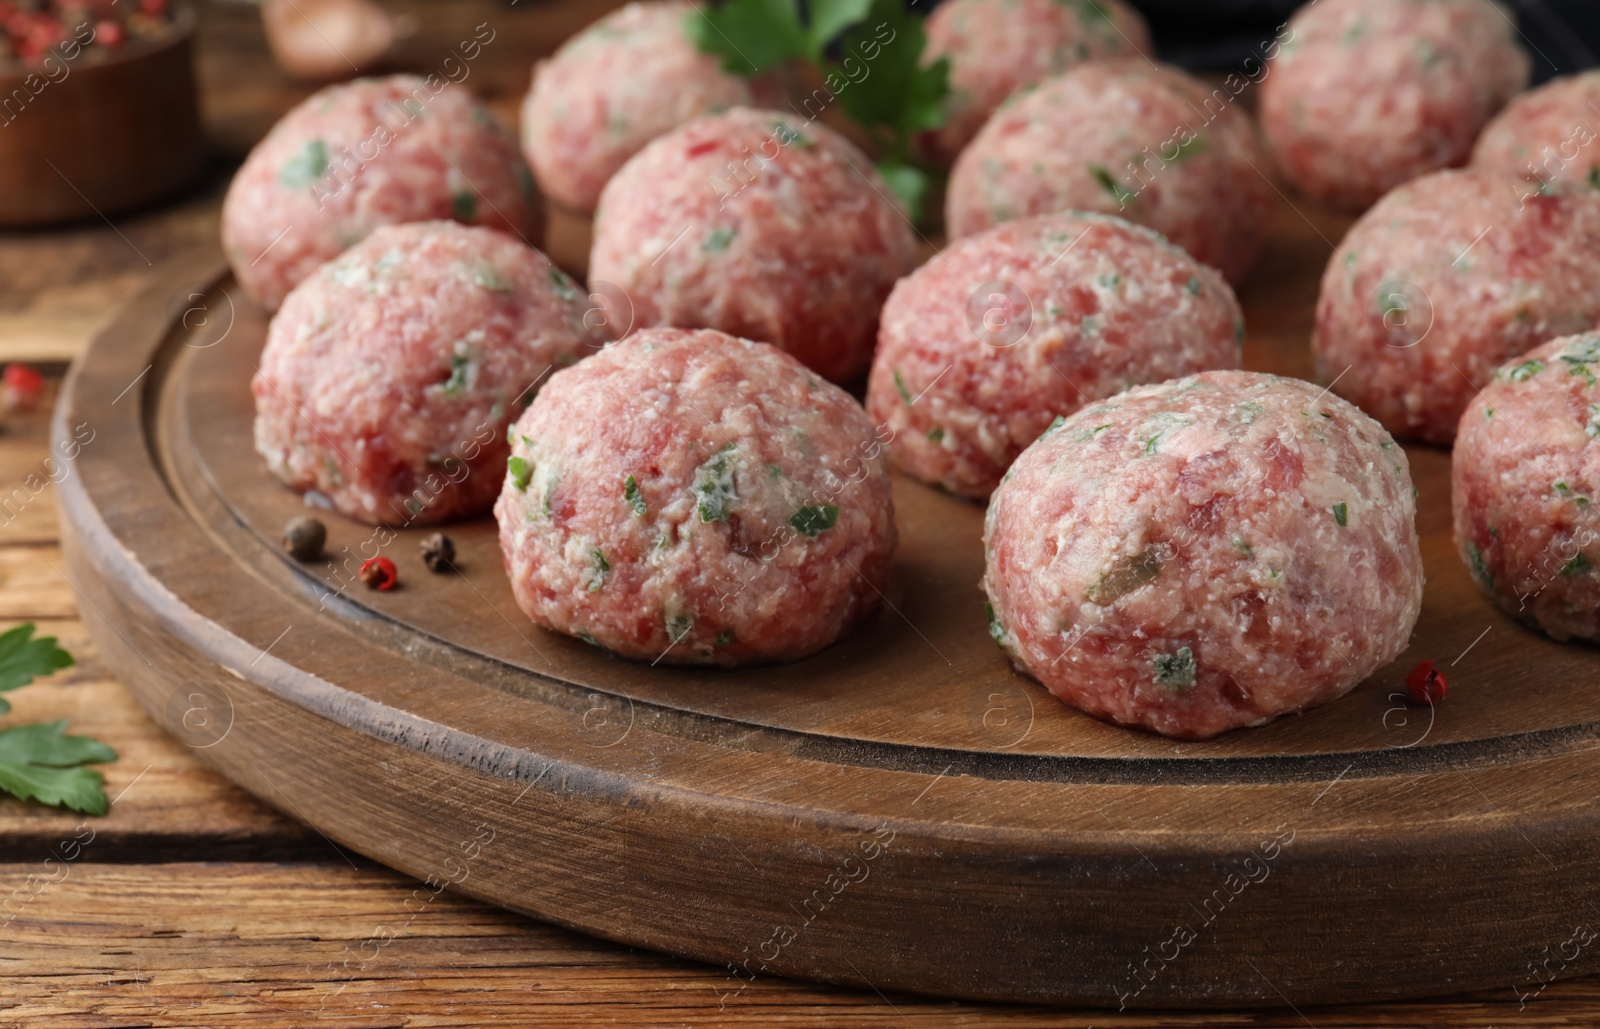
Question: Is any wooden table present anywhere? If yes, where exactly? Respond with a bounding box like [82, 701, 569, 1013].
[5, 1, 1600, 1024]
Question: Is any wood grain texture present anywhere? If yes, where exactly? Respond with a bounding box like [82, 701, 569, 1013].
[49, 200, 1600, 1009]
[0, 0, 624, 364]
[6, 0, 1600, 1021]
[0, 232, 1580, 1029]
[7, 861, 1600, 1029]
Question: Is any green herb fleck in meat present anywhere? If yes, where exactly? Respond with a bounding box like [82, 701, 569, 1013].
[790, 504, 839, 537]
[772, 119, 810, 148]
[1332, 502, 1348, 527]
[589, 549, 610, 591]
[507, 456, 531, 492]
[1140, 411, 1192, 454]
[893, 368, 913, 405]
[624, 474, 648, 517]
[280, 139, 328, 188]
[985, 602, 1007, 647]
[1088, 164, 1134, 206]
[1068, 0, 1113, 27]
[715, 629, 735, 647]
[1466, 540, 1493, 591]
[1168, 134, 1206, 161]
[927, 427, 945, 442]
[1562, 553, 1591, 577]
[548, 266, 579, 302]
[472, 264, 512, 291]
[1506, 359, 1545, 382]
[665, 613, 694, 642]
[1088, 546, 1162, 604]
[442, 353, 473, 397]
[703, 226, 736, 252]
[1562, 337, 1600, 365]
[1185, 277, 1203, 296]
[452, 190, 477, 221]
[692, 444, 738, 523]
[1152, 646, 1196, 689]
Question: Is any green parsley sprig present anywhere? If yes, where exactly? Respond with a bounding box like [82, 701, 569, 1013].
[0, 623, 116, 816]
[684, 0, 951, 222]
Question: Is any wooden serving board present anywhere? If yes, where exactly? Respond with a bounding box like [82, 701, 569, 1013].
[55, 201, 1600, 1009]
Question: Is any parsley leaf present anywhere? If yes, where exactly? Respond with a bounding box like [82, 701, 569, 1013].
[682, 0, 808, 74]
[683, 0, 949, 226]
[834, 0, 949, 136]
[876, 158, 931, 222]
[0, 622, 73, 715]
[0, 720, 116, 816]
[810, 0, 874, 53]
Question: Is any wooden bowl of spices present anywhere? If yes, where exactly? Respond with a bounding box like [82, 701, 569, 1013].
[0, 0, 205, 227]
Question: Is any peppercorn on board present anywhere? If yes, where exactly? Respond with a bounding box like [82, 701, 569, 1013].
[54, 200, 1600, 1008]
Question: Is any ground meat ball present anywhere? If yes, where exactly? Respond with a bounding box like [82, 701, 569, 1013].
[1312, 169, 1600, 445]
[495, 328, 895, 665]
[1260, 0, 1530, 212]
[945, 60, 1274, 285]
[253, 222, 595, 526]
[919, 0, 1152, 167]
[521, 1, 783, 214]
[589, 107, 919, 383]
[1453, 335, 1600, 642]
[867, 212, 1243, 499]
[224, 75, 538, 311]
[1472, 71, 1600, 189]
[983, 370, 1423, 740]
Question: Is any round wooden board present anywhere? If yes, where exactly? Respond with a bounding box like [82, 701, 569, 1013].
[56, 228, 1600, 1010]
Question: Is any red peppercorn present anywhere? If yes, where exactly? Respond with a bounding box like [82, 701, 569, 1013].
[1, 362, 44, 414]
[1405, 660, 1447, 706]
[93, 17, 120, 46]
[359, 556, 398, 591]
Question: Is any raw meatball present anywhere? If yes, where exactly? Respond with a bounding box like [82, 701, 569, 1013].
[589, 107, 919, 383]
[919, 0, 1152, 166]
[495, 327, 895, 665]
[224, 75, 539, 311]
[1473, 71, 1600, 189]
[521, 1, 783, 214]
[254, 222, 595, 526]
[1313, 169, 1600, 445]
[1261, 0, 1530, 212]
[868, 212, 1244, 498]
[945, 60, 1275, 284]
[983, 370, 1423, 740]
[1454, 334, 1600, 642]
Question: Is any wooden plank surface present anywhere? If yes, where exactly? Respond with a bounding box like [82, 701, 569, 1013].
[7, 858, 1600, 1028]
[3, 0, 1600, 1022]
[0, 0, 623, 364]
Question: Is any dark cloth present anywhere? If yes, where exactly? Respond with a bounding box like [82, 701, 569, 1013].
[1127, 0, 1597, 81]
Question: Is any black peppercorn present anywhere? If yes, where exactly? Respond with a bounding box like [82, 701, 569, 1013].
[421, 531, 455, 572]
[282, 516, 326, 561]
